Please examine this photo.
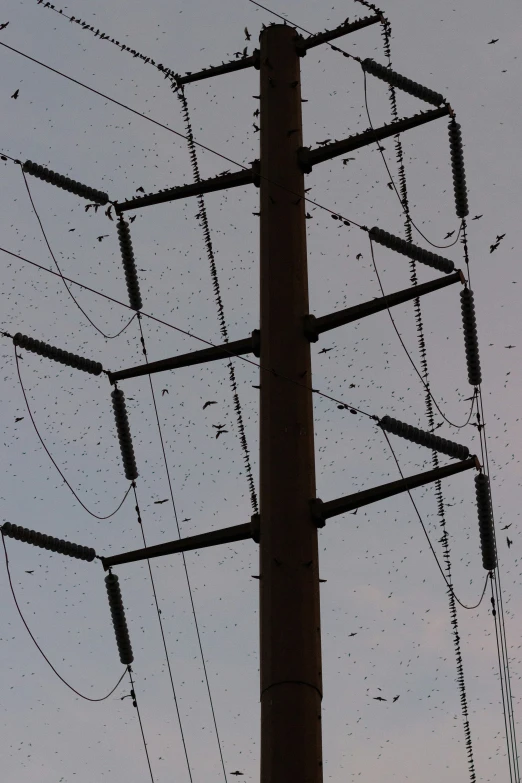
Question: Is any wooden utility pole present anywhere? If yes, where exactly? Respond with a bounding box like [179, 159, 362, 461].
[258, 24, 322, 783]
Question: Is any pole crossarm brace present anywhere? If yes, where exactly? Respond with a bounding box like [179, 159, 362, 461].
[298, 106, 450, 172]
[304, 270, 464, 341]
[114, 163, 260, 214]
[176, 51, 261, 86]
[102, 515, 260, 570]
[296, 14, 382, 54]
[108, 330, 260, 383]
[310, 457, 479, 527]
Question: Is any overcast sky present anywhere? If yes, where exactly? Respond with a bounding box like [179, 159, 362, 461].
[0, 0, 521, 781]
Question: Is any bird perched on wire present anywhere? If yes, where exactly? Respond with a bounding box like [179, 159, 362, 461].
[203, 401, 217, 409]
[317, 139, 331, 146]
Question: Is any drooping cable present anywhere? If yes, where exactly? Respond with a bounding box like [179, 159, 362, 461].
[20, 166, 137, 339]
[1, 533, 127, 700]
[136, 315, 228, 783]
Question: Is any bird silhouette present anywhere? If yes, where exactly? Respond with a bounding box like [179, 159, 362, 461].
[317, 139, 331, 146]
[15, 417, 24, 422]
[490, 242, 499, 253]
[253, 123, 260, 132]
[319, 347, 333, 354]
[231, 771, 244, 776]
[136, 186, 145, 193]
[129, 215, 137, 223]
[393, 695, 400, 702]
[11, 89, 19, 99]
[97, 235, 109, 242]
[387, 182, 394, 190]
[203, 401, 217, 409]
[343, 158, 356, 164]
[154, 499, 169, 505]
[253, 108, 260, 117]
[507, 537, 513, 548]
[348, 632, 357, 637]
[472, 214, 483, 220]
[496, 233, 506, 242]
[216, 429, 229, 439]
[0, 22, 9, 30]
[356, 253, 363, 260]
[162, 389, 169, 395]
[487, 38, 499, 44]
[373, 696, 387, 702]
[25, 570, 34, 574]
[505, 345, 515, 349]
[212, 423, 226, 430]
[444, 230, 455, 239]
[501, 524, 512, 530]
[244, 27, 251, 40]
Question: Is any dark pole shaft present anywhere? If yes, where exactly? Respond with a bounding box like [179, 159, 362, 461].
[259, 25, 322, 783]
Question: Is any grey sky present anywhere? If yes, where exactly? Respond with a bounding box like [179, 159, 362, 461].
[0, 0, 521, 781]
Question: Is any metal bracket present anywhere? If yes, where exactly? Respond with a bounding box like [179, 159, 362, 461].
[303, 314, 319, 343]
[252, 329, 261, 358]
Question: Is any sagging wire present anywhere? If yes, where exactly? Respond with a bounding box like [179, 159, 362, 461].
[176, 84, 258, 515]
[131, 481, 194, 783]
[14, 347, 133, 519]
[373, 14, 479, 783]
[369, 238, 476, 429]
[380, 430, 488, 611]
[20, 165, 137, 339]
[1, 532, 128, 701]
[136, 314, 228, 783]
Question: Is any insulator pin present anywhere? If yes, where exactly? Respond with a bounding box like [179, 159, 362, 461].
[474, 474, 496, 570]
[448, 121, 469, 219]
[1, 521, 96, 561]
[105, 573, 134, 665]
[116, 219, 143, 311]
[13, 333, 103, 375]
[111, 389, 138, 480]
[460, 288, 482, 386]
[369, 227, 455, 274]
[362, 59, 444, 107]
[380, 416, 470, 460]
[23, 160, 108, 205]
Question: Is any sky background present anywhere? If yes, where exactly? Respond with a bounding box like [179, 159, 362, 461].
[0, 0, 521, 781]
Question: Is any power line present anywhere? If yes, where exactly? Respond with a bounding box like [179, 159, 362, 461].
[126, 665, 156, 783]
[1, 533, 128, 701]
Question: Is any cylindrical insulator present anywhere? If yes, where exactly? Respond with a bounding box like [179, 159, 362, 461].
[23, 161, 109, 205]
[111, 389, 138, 480]
[369, 227, 455, 274]
[105, 572, 134, 665]
[1, 521, 96, 561]
[448, 121, 469, 219]
[474, 474, 496, 570]
[13, 333, 103, 376]
[362, 58, 444, 107]
[460, 288, 482, 386]
[379, 416, 470, 460]
[116, 220, 143, 311]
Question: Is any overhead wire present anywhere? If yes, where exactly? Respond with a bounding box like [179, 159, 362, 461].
[1, 533, 128, 701]
[126, 665, 156, 783]
[14, 347, 133, 519]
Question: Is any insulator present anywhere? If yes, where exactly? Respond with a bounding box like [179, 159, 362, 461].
[105, 573, 134, 665]
[379, 416, 470, 460]
[460, 288, 482, 386]
[369, 227, 455, 274]
[474, 474, 496, 570]
[116, 220, 142, 311]
[111, 389, 138, 481]
[1, 521, 96, 561]
[448, 121, 469, 219]
[23, 160, 108, 205]
[13, 333, 103, 375]
[362, 58, 444, 107]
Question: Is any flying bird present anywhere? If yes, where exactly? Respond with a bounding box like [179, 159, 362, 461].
[11, 89, 19, 99]
[15, 417, 24, 422]
[203, 401, 217, 409]
[356, 253, 363, 260]
[507, 537, 513, 548]
[501, 524, 512, 530]
[154, 499, 169, 505]
[490, 242, 499, 253]
[216, 429, 229, 439]
[373, 696, 387, 702]
[212, 424, 226, 430]
[393, 695, 400, 702]
[253, 123, 260, 132]
[97, 235, 109, 242]
[244, 27, 251, 40]
[0, 22, 10, 30]
[472, 214, 483, 220]
[162, 389, 169, 395]
[230, 773, 244, 777]
[505, 345, 515, 349]
[25, 570, 34, 574]
[496, 233, 506, 242]
[487, 38, 499, 44]
[444, 230, 455, 239]
[348, 632, 357, 637]
[129, 215, 137, 223]
[318, 347, 333, 354]
[136, 186, 145, 193]
[387, 182, 394, 190]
